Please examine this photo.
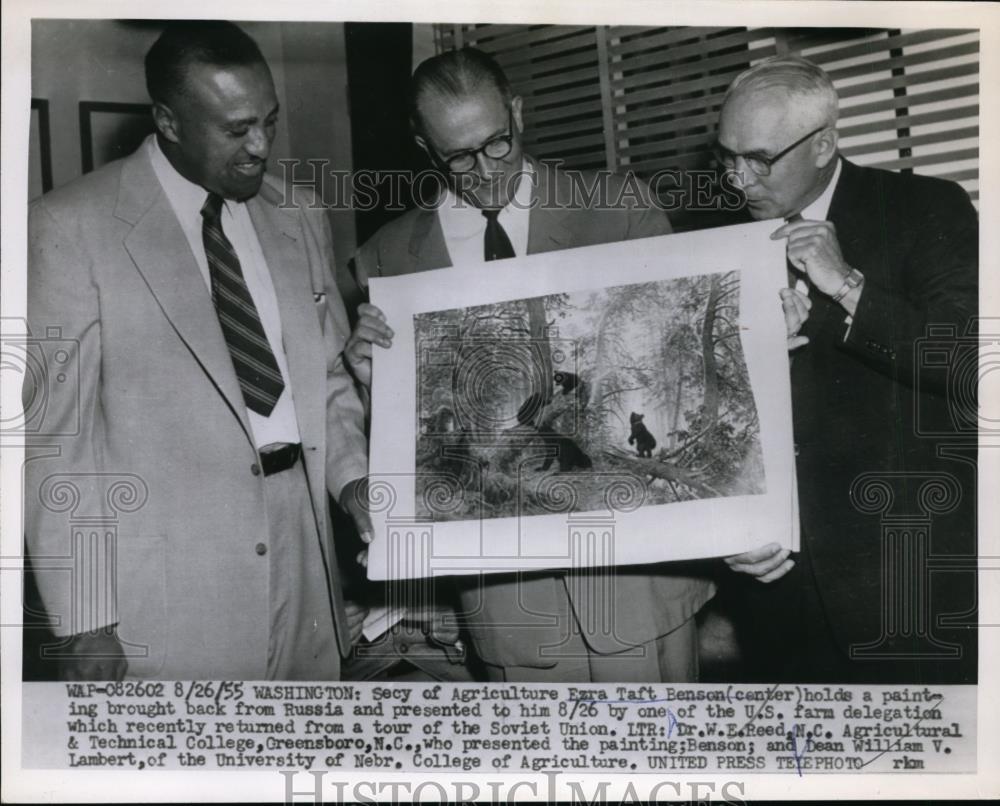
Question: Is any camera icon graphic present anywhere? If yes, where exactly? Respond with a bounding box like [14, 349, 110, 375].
[914, 318, 1000, 439]
[1, 323, 81, 437]
[416, 316, 582, 437]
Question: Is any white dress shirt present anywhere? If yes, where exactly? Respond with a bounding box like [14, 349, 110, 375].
[149, 136, 300, 448]
[436, 159, 534, 266]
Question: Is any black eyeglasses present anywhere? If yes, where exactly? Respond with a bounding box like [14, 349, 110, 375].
[427, 109, 515, 173]
[713, 125, 827, 177]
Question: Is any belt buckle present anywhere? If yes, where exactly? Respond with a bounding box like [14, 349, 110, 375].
[260, 442, 297, 476]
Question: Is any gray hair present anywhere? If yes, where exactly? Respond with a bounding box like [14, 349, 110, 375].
[723, 55, 839, 125]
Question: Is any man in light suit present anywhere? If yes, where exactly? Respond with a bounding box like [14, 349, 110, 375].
[346, 48, 715, 683]
[24, 21, 370, 680]
[719, 57, 977, 682]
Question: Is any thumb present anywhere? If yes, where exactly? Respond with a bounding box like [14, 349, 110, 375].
[340, 478, 374, 543]
[351, 503, 374, 545]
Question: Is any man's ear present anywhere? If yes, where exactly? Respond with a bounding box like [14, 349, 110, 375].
[814, 126, 839, 168]
[511, 95, 524, 134]
[152, 101, 181, 144]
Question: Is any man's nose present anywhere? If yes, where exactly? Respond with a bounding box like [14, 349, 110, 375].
[244, 126, 271, 159]
[728, 157, 757, 190]
[473, 151, 500, 180]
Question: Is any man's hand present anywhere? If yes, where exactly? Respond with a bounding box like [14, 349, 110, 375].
[344, 600, 369, 647]
[340, 477, 373, 569]
[344, 304, 394, 389]
[781, 287, 811, 351]
[771, 219, 851, 298]
[58, 628, 128, 681]
[724, 542, 795, 583]
[406, 604, 461, 647]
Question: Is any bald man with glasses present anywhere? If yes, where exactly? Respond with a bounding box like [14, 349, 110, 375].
[716, 56, 978, 683]
[344, 47, 716, 684]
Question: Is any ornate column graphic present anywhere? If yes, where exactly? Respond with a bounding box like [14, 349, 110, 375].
[34, 473, 148, 658]
[849, 472, 963, 660]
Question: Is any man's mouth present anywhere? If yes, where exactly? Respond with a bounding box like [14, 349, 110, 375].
[233, 161, 264, 176]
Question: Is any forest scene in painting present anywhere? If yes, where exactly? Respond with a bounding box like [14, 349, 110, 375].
[413, 270, 765, 521]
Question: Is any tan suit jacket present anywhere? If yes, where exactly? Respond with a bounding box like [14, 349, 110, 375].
[353, 159, 715, 669]
[25, 138, 367, 679]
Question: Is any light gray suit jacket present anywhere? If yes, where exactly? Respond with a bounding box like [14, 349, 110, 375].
[25, 138, 367, 679]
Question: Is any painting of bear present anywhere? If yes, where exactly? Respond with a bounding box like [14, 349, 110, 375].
[628, 412, 657, 458]
[553, 370, 590, 407]
[516, 392, 593, 472]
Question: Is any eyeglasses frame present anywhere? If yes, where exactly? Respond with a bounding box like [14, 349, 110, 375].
[424, 108, 516, 174]
[713, 125, 829, 177]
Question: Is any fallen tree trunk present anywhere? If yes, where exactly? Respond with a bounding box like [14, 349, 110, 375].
[603, 448, 723, 499]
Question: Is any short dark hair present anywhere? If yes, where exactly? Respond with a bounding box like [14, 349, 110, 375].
[145, 20, 266, 106]
[409, 47, 512, 132]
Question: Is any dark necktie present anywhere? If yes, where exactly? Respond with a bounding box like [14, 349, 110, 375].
[785, 212, 808, 367]
[201, 192, 285, 416]
[785, 212, 803, 287]
[482, 208, 516, 261]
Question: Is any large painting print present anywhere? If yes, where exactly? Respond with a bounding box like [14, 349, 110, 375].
[413, 271, 765, 522]
[366, 221, 797, 581]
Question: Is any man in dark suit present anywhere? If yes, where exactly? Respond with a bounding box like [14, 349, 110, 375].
[719, 56, 977, 683]
[24, 21, 371, 679]
[346, 48, 715, 683]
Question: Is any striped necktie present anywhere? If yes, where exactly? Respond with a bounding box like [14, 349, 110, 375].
[201, 192, 285, 416]
[482, 208, 516, 261]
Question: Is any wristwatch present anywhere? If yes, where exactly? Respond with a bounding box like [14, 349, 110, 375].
[831, 268, 864, 303]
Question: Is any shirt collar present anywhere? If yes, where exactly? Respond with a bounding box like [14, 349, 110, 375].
[799, 157, 842, 221]
[148, 134, 234, 220]
[438, 159, 534, 231]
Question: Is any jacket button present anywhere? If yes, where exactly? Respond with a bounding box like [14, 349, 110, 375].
[398, 641, 409, 654]
[251, 463, 261, 476]
[255, 543, 267, 556]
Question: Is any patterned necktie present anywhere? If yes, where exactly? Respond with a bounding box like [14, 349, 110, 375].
[482, 208, 516, 261]
[201, 192, 285, 416]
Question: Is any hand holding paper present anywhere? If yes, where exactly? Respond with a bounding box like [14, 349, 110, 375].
[770, 218, 849, 291]
[724, 542, 795, 583]
[344, 303, 394, 389]
[781, 287, 811, 350]
[339, 476, 374, 558]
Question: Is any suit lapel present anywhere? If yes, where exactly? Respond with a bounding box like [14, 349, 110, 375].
[827, 158, 871, 272]
[247, 186, 325, 461]
[526, 158, 574, 254]
[248, 186, 340, 588]
[118, 148, 254, 445]
[408, 207, 453, 271]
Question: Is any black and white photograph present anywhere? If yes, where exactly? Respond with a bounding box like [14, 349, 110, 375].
[1, 1, 996, 802]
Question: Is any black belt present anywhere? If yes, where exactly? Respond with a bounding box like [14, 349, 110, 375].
[259, 443, 301, 476]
